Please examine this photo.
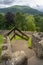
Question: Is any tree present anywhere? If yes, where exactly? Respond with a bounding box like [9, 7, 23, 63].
[0, 14, 5, 29]
[26, 15, 36, 31]
[34, 15, 43, 32]
[34, 15, 41, 31]
[5, 12, 15, 29]
[15, 12, 26, 30]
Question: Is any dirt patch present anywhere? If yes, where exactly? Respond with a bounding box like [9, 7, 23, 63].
[11, 40, 34, 58]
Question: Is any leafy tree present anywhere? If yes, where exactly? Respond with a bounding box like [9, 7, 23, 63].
[34, 15, 43, 32]
[38, 17, 43, 32]
[26, 15, 36, 31]
[34, 15, 41, 31]
[15, 12, 26, 30]
[5, 12, 15, 29]
[0, 12, 43, 32]
[0, 14, 5, 29]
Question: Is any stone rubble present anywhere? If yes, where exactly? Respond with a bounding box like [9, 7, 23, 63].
[1, 36, 28, 65]
[32, 32, 43, 58]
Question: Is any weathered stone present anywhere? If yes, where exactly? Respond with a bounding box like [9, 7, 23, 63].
[1, 51, 28, 65]
[39, 40, 43, 47]
[1, 36, 28, 65]
[1, 36, 12, 61]
[3, 37, 7, 43]
[1, 50, 12, 61]
[32, 33, 43, 59]
[11, 51, 28, 65]
[2, 45, 8, 50]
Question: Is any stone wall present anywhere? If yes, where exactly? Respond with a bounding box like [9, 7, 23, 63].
[1, 36, 28, 65]
[0, 30, 10, 35]
[32, 32, 43, 58]
[0, 30, 33, 36]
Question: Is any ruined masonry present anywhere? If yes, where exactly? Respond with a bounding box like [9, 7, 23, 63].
[1, 36, 28, 65]
[32, 32, 43, 58]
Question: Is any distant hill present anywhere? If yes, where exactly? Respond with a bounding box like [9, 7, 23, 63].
[0, 5, 43, 14]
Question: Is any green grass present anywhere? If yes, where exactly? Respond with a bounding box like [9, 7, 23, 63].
[0, 35, 3, 44]
[0, 35, 3, 55]
[15, 35, 23, 40]
[9, 35, 24, 42]
[0, 35, 3, 62]
[0, 45, 2, 63]
[27, 37, 32, 48]
[0, 46, 2, 56]
[9, 35, 23, 40]
[0, 34, 32, 47]
[11, 35, 32, 48]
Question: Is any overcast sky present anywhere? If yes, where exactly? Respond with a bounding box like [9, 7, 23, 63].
[0, 0, 43, 9]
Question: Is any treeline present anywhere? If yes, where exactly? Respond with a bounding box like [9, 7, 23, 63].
[0, 12, 43, 32]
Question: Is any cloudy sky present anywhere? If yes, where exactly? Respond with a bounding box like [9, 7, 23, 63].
[0, 0, 43, 10]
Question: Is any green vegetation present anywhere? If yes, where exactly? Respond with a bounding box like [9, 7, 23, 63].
[0, 5, 42, 14]
[15, 35, 23, 40]
[0, 35, 3, 61]
[0, 12, 43, 32]
[0, 46, 2, 56]
[0, 35, 3, 62]
[34, 15, 43, 32]
[0, 35, 3, 44]
[0, 46, 2, 63]
[0, 43, 2, 62]
[27, 37, 32, 48]
[25, 15, 36, 31]
[0, 7, 43, 62]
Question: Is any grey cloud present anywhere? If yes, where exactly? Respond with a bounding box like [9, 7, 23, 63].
[0, 0, 15, 5]
[3, 0, 15, 4]
[0, 0, 3, 4]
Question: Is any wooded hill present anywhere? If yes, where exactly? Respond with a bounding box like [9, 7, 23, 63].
[0, 5, 43, 15]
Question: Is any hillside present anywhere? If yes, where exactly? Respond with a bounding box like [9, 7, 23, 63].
[0, 5, 43, 14]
